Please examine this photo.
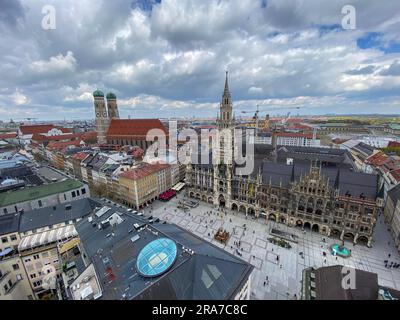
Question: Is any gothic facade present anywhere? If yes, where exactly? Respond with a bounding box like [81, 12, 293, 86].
[186, 73, 383, 247]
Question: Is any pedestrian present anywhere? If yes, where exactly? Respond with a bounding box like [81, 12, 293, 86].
[263, 281, 266, 286]
[389, 253, 391, 258]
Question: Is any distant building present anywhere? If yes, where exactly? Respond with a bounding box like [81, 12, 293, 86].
[187, 73, 383, 247]
[312, 123, 369, 136]
[0, 179, 89, 216]
[341, 141, 378, 173]
[92, 90, 168, 151]
[18, 125, 72, 147]
[274, 132, 320, 147]
[385, 124, 400, 136]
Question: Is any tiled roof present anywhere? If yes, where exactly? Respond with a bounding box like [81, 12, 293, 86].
[80, 131, 97, 142]
[388, 141, 400, 148]
[47, 140, 83, 151]
[0, 133, 17, 139]
[107, 119, 167, 138]
[332, 138, 350, 144]
[366, 152, 389, 166]
[71, 152, 89, 161]
[120, 163, 169, 180]
[276, 132, 315, 139]
[31, 133, 80, 142]
[287, 124, 312, 130]
[261, 162, 379, 199]
[19, 125, 72, 135]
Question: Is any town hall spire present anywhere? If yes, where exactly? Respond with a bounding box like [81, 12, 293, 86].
[218, 71, 234, 129]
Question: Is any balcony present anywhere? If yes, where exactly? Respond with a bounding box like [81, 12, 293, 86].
[0, 271, 10, 283]
[4, 279, 20, 295]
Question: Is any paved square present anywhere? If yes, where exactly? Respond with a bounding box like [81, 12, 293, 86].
[141, 192, 400, 300]
[255, 238, 267, 249]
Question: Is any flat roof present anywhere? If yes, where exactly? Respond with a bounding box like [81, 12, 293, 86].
[313, 265, 379, 300]
[0, 179, 84, 207]
[76, 199, 253, 300]
[19, 198, 98, 232]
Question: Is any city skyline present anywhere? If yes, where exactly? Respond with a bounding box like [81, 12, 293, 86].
[1, 0, 400, 120]
[2, 1, 400, 304]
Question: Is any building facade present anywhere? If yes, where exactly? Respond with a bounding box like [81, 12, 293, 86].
[93, 90, 110, 145]
[383, 184, 400, 252]
[0, 179, 89, 216]
[186, 73, 383, 247]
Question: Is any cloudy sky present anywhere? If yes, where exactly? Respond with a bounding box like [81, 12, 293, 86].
[0, 0, 400, 120]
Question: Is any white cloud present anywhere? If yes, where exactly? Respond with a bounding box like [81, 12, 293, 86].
[11, 90, 30, 105]
[1, 0, 400, 119]
[29, 51, 77, 74]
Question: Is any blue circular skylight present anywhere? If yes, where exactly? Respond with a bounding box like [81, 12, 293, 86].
[136, 238, 177, 277]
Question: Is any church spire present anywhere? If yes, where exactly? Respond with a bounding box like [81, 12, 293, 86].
[334, 169, 340, 190]
[224, 70, 231, 97]
[218, 71, 233, 129]
[290, 163, 295, 183]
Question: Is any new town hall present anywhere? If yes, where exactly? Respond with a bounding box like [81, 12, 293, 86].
[186, 73, 384, 247]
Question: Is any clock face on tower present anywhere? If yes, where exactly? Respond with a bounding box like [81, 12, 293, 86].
[96, 112, 100, 117]
[103, 112, 107, 117]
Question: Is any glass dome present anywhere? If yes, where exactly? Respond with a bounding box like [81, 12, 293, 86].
[136, 238, 177, 277]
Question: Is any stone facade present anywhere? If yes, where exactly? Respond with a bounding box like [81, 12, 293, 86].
[186, 73, 383, 247]
[93, 90, 110, 145]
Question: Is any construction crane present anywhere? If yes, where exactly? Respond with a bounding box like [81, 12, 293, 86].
[241, 106, 300, 134]
[281, 112, 291, 125]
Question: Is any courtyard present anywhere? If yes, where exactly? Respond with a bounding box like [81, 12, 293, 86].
[141, 192, 400, 300]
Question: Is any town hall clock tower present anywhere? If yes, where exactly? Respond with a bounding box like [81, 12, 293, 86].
[214, 72, 235, 208]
